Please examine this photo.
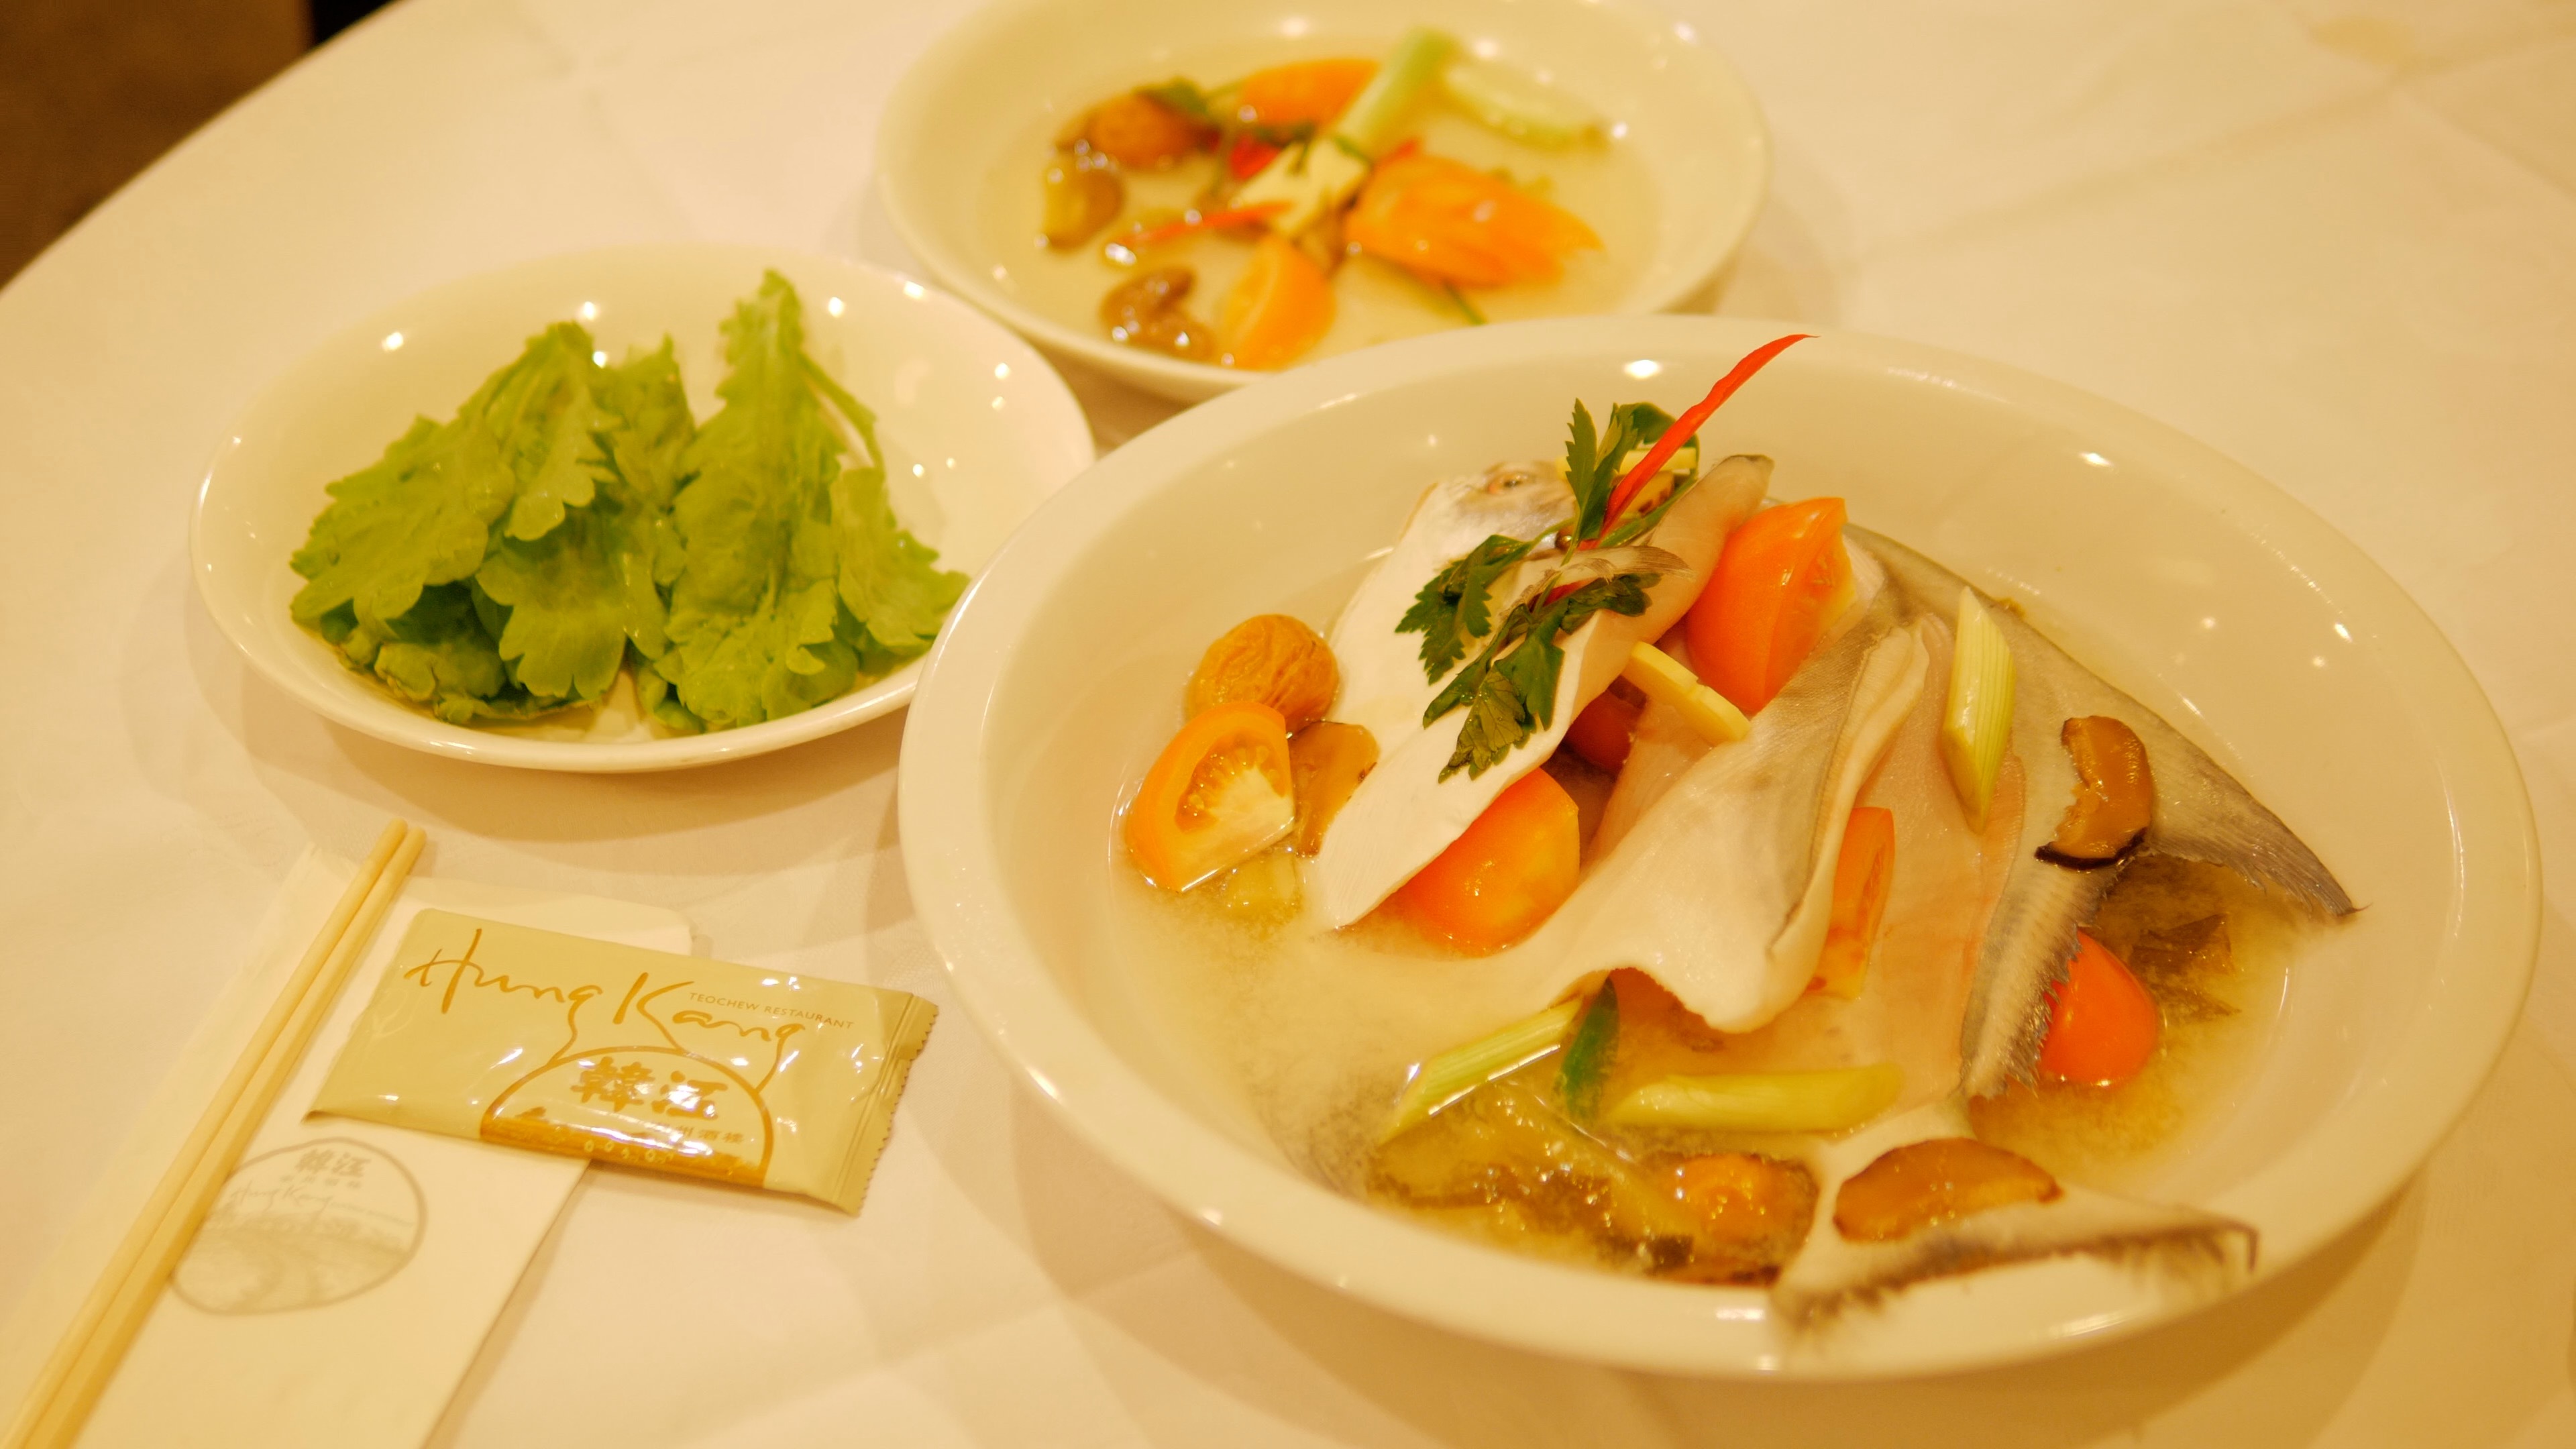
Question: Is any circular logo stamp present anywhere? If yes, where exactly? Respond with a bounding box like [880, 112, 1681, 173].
[172, 1137, 425, 1315]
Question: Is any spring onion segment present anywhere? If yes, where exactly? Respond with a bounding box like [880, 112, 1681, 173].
[1234, 28, 1454, 236]
[1622, 641, 1750, 746]
[1380, 997, 1581, 1140]
[1604, 1062, 1904, 1133]
[1438, 57, 1605, 148]
[1941, 586, 2017, 828]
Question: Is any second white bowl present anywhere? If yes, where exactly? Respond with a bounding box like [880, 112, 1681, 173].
[877, 0, 1770, 401]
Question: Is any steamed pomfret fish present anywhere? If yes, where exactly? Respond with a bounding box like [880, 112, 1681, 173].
[1849, 528, 2355, 1097]
[1315, 456, 1772, 928]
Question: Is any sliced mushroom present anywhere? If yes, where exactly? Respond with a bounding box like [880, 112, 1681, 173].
[2041, 714, 2153, 865]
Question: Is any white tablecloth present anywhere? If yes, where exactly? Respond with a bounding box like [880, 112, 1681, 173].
[3, 1, 2571, 1442]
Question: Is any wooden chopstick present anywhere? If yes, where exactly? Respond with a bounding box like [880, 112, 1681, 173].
[2, 820, 426, 1449]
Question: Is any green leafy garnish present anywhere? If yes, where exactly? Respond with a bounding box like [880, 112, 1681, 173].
[1557, 982, 1620, 1121]
[290, 324, 596, 639]
[653, 272, 965, 731]
[1391, 389, 1705, 778]
[1424, 571, 1654, 780]
[1396, 533, 1535, 681]
[1138, 78, 1221, 128]
[1599, 468, 1699, 549]
[288, 274, 957, 733]
[1561, 398, 1676, 545]
[475, 345, 694, 702]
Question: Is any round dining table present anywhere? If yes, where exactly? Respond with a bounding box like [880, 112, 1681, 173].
[3, 0, 2571, 1443]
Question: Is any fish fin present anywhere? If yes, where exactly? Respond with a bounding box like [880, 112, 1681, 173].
[1770, 1102, 2255, 1330]
[1848, 527, 2353, 1094]
[1847, 526, 2353, 918]
[1772, 1179, 2255, 1332]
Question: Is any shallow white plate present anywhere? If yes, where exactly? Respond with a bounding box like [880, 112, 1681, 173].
[898, 317, 2539, 1375]
[193, 243, 1094, 772]
[877, 0, 1768, 402]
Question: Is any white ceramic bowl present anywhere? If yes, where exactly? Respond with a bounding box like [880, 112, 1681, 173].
[876, 0, 1768, 402]
[193, 243, 1093, 772]
[898, 317, 2538, 1376]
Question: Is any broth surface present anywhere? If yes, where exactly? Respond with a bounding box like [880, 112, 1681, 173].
[979, 40, 1658, 368]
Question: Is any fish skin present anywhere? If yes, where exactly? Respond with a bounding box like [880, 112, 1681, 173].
[1847, 527, 2355, 1097]
[1479, 602, 1931, 1032]
[1314, 457, 1770, 928]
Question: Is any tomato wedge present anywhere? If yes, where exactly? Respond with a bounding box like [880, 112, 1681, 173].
[1564, 685, 1643, 771]
[2037, 932, 2161, 1087]
[1344, 152, 1601, 289]
[1220, 233, 1336, 370]
[1812, 805, 1894, 998]
[1124, 701, 1296, 890]
[1387, 768, 1581, 952]
[1684, 498, 1852, 714]
[1236, 58, 1378, 128]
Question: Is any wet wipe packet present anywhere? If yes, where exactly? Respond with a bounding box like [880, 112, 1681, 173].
[313, 910, 934, 1212]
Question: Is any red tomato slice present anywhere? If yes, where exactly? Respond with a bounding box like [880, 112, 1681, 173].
[1812, 805, 1894, 998]
[1564, 687, 1644, 771]
[1684, 498, 1851, 714]
[1123, 701, 1295, 890]
[2037, 932, 2161, 1087]
[1387, 769, 1582, 952]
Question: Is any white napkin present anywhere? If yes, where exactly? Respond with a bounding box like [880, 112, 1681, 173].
[10, 849, 692, 1449]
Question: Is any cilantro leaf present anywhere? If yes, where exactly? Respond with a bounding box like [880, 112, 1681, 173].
[1562, 400, 1603, 539]
[1397, 533, 1535, 682]
[1425, 571, 1656, 780]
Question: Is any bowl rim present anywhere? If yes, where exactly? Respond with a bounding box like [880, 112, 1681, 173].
[873, 0, 1773, 399]
[189, 240, 1095, 773]
[896, 313, 2540, 1377]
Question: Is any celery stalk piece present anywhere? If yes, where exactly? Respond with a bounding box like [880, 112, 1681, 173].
[1941, 586, 2017, 828]
[1603, 1063, 1904, 1133]
[1438, 57, 1604, 148]
[1622, 641, 1750, 745]
[1338, 28, 1459, 153]
[1379, 998, 1582, 1141]
[1232, 27, 1456, 237]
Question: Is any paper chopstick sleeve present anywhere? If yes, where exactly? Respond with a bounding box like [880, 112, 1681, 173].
[311, 910, 933, 1213]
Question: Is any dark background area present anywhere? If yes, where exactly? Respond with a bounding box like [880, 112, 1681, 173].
[0, 0, 388, 284]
